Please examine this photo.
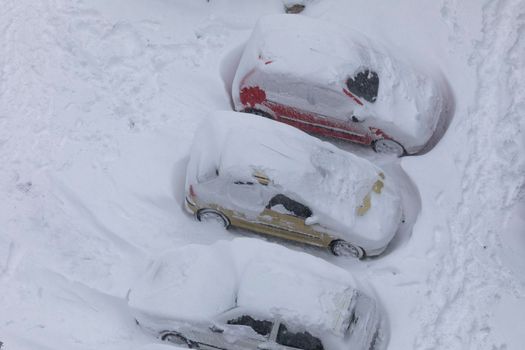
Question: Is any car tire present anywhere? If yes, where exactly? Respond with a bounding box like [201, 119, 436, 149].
[160, 332, 194, 347]
[243, 108, 274, 120]
[329, 240, 365, 259]
[196, 208, 230, 229]
[372, 139, 405, 157]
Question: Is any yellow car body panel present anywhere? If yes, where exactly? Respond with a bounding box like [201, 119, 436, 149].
[186, 197, 335, 248]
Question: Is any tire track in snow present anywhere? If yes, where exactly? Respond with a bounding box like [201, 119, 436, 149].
[415, 0, 525, 349]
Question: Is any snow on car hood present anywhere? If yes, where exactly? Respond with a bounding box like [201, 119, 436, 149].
[128, 238, 360, 334]
[188, 111, 401, 243]
[233, 14, 445, 146]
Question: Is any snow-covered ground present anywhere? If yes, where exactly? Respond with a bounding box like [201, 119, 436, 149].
[0, 0, 524, 349]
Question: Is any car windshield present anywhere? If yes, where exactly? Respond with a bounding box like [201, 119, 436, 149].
[227, 315, 273, 337]
[276, 324, 324, 350]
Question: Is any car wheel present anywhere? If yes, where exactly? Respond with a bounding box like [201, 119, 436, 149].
[197, 209, 230, 229]
[372, 139, 405, 157]
[329, 240, 365, 259]
[243, 108, 274, 120]
[160, 332, 194, 348]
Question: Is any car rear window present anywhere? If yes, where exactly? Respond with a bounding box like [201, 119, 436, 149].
[346, 70, 379, 103]
[276, 324, 324, 350]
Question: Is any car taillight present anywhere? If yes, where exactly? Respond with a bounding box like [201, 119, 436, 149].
[189, 184, 196, 198]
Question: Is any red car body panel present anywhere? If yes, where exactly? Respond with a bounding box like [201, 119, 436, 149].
[239, 85, 396, 146]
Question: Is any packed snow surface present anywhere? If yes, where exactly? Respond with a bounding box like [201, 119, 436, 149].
[187, 111, 402, 247]
[232, 14, 448, 149]
[0, 0, 524, 350]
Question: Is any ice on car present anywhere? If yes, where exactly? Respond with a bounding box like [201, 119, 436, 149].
[184, 111, 403, 257]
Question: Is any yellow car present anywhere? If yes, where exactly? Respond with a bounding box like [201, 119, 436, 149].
[184, 111, 402, 258]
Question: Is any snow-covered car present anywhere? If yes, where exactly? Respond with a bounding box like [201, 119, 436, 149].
[184, 111, 402, 258]
[128, 239, 387, 350]
[232, 14, 448, 156]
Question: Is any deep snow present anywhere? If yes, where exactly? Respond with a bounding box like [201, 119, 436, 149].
[0, 0, 524, 350]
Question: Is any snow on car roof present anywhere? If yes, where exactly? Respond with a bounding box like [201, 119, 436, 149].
[234, 14, 445, 144]
[129, 238, 358, 333]
[188, 111, 384, 231]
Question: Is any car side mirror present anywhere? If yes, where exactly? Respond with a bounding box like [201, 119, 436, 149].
[351, 115, 364, 123]
[209, 324, 224, 333]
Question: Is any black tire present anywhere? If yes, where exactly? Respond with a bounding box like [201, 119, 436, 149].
[372, 139, 405, 157]
[160, 332, 194, 347]
[329, 240, 365, 259]
[196, 208, 230, 229]
[243, 108, 274, 119]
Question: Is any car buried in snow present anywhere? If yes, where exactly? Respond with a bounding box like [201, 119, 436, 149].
[184, 111, 402, 258]
[232, 14, 449, 156]
[128, 239, 387, 350]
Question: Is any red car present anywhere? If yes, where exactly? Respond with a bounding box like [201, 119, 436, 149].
[232, 14, 448, 156]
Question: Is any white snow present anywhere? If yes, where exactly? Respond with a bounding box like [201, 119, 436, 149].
[232, 14, 449, 151]
[0, 0, 524, 350]
[128, 238, 379, 350]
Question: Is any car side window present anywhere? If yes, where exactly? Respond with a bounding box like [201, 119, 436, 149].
[307, 86, 345, 108]
[266, 194, 312, 219]
[227, 315, 273, 337]
[346, 70, 379, 103]
[276, 324, 324, 350]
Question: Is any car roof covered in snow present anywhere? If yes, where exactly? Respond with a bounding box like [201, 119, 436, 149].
[128, 238, 359, 334]
[233, 14, 446, 145]
[187, 111, 387, 232]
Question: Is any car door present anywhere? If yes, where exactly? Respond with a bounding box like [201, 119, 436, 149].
[265, 79, 371, 144]
[263, 78, 330, 128]
[257, 194, 329, 247]
[225, 180, 268, 222]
